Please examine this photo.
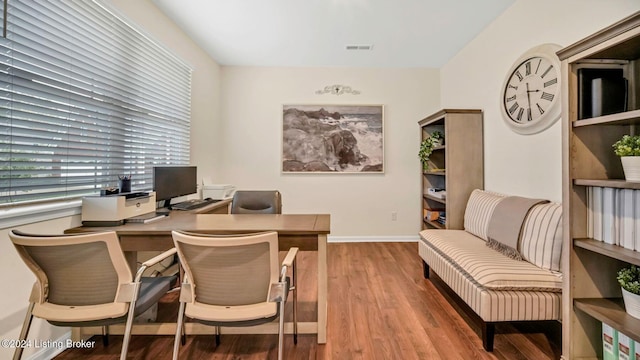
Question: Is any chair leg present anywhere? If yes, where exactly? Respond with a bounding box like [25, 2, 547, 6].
[120, 283, 141, 360]
[292, 257, 298, 345]
[173, 301, 186, 360]
[13, 302, 35, 360]
[278, 299, 285, 360]
[102, 326, 109, 346]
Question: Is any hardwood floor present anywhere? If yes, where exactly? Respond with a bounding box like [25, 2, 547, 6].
[54, 242, 561, 359]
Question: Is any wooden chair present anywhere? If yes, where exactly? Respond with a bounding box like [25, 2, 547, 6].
[171, 231, 297, 360]
[9, 230, 177, 360]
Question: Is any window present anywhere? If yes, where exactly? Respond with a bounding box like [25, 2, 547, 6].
[0, 0, 192, 206]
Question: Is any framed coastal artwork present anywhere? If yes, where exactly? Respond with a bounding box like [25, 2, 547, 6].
[282, 104, 384, 173]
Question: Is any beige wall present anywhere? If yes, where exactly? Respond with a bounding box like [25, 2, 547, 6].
[441, 0, 640, 202]
[0, 1, 221, 358]
[217, 67, 440, 236]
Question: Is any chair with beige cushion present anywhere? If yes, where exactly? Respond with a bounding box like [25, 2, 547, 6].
[171, 231, 298, 360]
[231, 190, 282, 214]
[9, 230, 177, 360]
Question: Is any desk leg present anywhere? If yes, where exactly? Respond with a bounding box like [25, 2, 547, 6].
[317, 234, 327, 344]
[124, 251, 137, 273]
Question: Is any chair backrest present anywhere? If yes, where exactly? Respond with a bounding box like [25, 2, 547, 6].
[171, 231, 279, 306]
[230, 190, 282, 214]
[9, 230, 132, 306]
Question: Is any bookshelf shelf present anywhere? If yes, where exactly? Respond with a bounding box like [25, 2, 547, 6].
[423, 219, 445, 229]
[423, 194, 446, 204]
[574, 179, 640, 189]
[574, 298, 640, 344]
[574, 238, 640, 267]
[573, 109, 640, 127]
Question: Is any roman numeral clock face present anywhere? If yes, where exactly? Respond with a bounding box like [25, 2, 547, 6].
[500, 44, 562, 135]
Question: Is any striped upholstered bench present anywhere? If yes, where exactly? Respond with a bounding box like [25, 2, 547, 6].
[418, 189, 562, 351]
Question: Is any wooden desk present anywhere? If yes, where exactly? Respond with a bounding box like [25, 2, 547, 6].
[66, 209, 330, 344]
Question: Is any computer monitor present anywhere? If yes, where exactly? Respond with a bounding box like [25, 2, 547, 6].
[153, 166, 197, 209]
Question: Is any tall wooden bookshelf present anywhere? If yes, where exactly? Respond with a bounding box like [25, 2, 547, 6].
[419, 109, 483, 230]
[558, 11, 640, 359]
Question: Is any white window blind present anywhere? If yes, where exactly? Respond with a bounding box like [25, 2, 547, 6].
[0, 0, 192, 206]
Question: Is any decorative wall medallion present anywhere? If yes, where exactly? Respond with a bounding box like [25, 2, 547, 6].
[315, 84, 361, 95]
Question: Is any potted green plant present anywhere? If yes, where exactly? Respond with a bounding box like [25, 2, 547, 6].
[617, 265, 640, 319]
[613, 134, 640, 182]
[418, 131, 444, 171]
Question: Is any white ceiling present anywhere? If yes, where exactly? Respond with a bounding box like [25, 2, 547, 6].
[152, 0, 515, 68]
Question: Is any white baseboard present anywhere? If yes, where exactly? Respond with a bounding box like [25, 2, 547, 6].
[26, 332, 70, 360]
[328, 235, 419, 243]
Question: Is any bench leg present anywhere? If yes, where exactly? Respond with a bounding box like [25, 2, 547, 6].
[422, 261, 430, 279]
[482, 322, 495, 351]
[423, 264, 497, 351]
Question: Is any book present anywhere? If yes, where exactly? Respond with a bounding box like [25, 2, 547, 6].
[125, 212, 168, 224]
[592, 187, 603, 241]
[587, 186, 594, 239]
[634, 190, 640, 252]
[601, 187, 616, 245]
[619, 331, 635, 360]
[619, 189, 635, 250]
[603, 323, 618, 360]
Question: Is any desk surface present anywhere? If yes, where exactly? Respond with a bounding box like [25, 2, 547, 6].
[67, 213, 330, 235]
[66, 213, 331, 252]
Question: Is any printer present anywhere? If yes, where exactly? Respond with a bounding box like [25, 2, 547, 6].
[82, 192, 157, 226]
[201, 184, 236, 200]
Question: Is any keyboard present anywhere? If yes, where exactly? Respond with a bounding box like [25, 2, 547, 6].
[171, 198, 221, 211]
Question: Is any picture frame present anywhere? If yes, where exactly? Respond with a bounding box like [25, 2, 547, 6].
[282, 104, 384, 173]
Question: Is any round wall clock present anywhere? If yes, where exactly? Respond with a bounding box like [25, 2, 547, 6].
[500, 43, 562, 135]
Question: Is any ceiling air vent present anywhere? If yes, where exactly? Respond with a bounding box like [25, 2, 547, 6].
[345, 44, 373, 51]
